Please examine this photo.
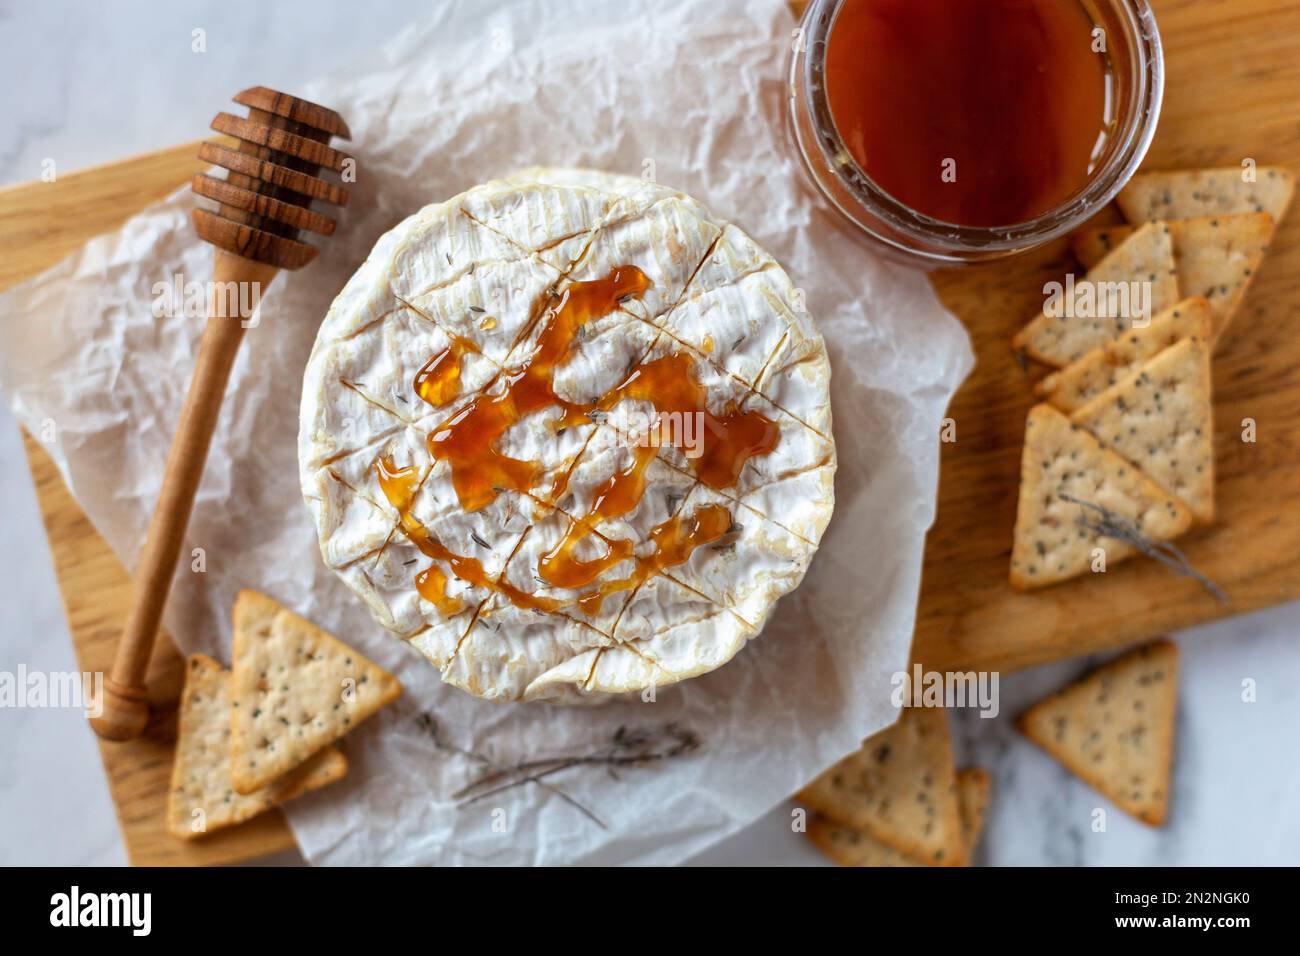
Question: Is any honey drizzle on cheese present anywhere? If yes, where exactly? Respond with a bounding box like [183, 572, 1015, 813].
[538, 443, 657, 590]
[415, 565, 462, 616]
[575, 502, 733, 616]
[379, 265, 778, 618]
[413, 331, 481, 408]
[424, 267, 653, 512]
[598, 352, 779, 490]
[376, 456, 559, 614]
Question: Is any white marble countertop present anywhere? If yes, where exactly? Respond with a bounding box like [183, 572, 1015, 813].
[2, 0, 1297, 867]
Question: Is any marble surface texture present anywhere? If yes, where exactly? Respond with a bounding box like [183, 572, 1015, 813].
[1, 0, 1296, 867]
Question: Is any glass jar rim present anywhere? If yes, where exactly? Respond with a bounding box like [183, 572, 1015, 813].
[792, 0, 1165, 261]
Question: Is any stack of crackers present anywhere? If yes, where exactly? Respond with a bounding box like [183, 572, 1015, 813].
[801, 639, 1179, 865]
[1010, 165, 1295, 588]
[798, 708, 990, 867]
[167, 589, 402, 841]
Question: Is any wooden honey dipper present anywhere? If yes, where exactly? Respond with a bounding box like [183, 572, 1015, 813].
[90, 87, 353, 741]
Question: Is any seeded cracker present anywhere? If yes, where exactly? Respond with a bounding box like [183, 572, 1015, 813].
[806, 767, 991, 867]
[1117, 165, 1295, 224]
[1071, 214, 1274, 344]
[1036, 298, 1211, 413]
[1071, 224, 1137, 270]
[1010, 405, 1193, 589]
[1162, 213, 1275, 343]
[796, 707, 966, 866]
[230, 590, 402, 795]
[1070, 336, 1215, 524]
[1016, 640, 1178, 826]
[168, 654, 346, 840]
[1013, 221, 1179, 367]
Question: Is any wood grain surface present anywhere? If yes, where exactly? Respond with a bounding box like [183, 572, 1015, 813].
[1, 0, 1297, 865]
[916, 0, 1300, 671]
[2, 141, 297, 865]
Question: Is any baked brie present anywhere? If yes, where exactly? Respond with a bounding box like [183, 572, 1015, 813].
[300, 168, 834, 702]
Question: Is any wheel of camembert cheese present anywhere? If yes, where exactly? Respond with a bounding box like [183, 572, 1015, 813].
[299, 168, 835, 703]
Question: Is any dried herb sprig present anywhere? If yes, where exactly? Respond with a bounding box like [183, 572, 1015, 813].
[457, 723, 701, 797]
[416, 713, 604, 827]
[1059, 494, 1228, 603]
[416, 714, 701, 829]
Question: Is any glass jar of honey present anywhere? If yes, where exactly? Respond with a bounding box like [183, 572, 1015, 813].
[789, 0, 1164, 266]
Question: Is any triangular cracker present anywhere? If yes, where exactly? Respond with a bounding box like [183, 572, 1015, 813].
[1071, 214, 1274, 343]
[956, 766, 992, 850]
[1017, 640, 1178, 826]
[1117, 165, 1294, 224]
[796, 707, 966, 866]
[1014, 221, 1180, 367]
[168, 654, 346, 840]
[1010, 405, 1193, 589]
[1071, 223, 1137, 270]
[1036, 298, 1212, 413]
[230, 590, 402, 794]
[1164, 213, 1274, 342]
[807, 767, 991, 867]
[1070, 336, 1215, 523]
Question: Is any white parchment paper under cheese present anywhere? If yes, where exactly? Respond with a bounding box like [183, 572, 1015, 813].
[0, 0, 973, 864]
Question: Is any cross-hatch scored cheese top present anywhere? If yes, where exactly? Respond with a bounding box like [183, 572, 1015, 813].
[299, 168, 836, 703]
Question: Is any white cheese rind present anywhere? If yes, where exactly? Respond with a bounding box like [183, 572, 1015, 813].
[300, 170, 835, 703]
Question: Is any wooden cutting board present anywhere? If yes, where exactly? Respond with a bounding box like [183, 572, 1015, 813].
[2, 0, 1298, 866]
[1, 142, 298, 866]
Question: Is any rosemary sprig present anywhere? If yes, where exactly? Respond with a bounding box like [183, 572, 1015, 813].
[456, 724, 700, 799]
[1059, 494, 1228, 603]
[416, 713, 604, 827]
[416, 715, 701, 829]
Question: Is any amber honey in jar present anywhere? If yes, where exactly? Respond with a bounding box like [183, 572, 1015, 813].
[789, 0, 1164, 265]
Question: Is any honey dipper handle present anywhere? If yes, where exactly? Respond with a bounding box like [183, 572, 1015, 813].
[91, 251, 279, 741]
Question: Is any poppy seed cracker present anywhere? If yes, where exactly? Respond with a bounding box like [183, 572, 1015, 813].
[168, 654, 346, 840]
[1162, 213, 1275, 344]
[806, 766, 991, 867]
[1016, 640, 1178, 826]
[1070, 335, 1215, 523]
[1071, 224, 1137, 271]
[230, 590, 402, 795]
[1014, 221, 1180, 368]
[1117, 166, 1294, 225]
[1036, 298, 1211, 414]
[796, 707, 966, 866]
[1010, 405, 1193, 589]
[1071, 213, 1275, 344]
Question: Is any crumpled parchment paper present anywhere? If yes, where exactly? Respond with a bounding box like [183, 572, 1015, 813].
[0, 0, 973, 865]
